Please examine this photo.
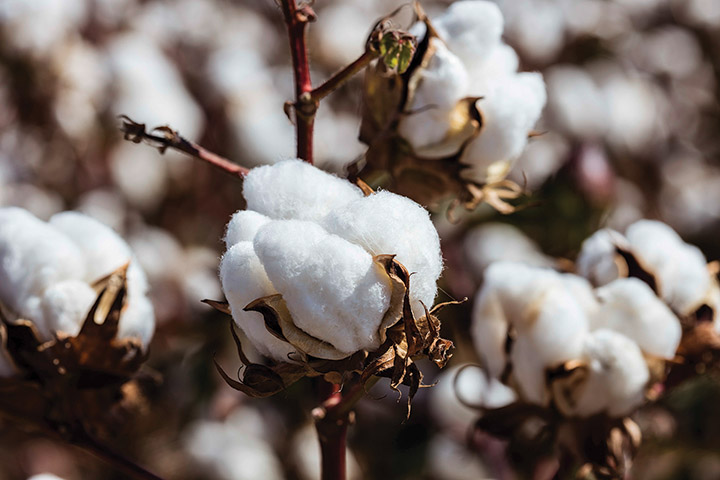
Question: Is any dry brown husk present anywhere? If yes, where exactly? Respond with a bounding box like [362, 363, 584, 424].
[355, 2, 527, 216]
[0, 265, 154, 439]
[208, 255, 454, 416]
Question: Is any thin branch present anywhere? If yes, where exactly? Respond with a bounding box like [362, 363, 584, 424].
[119, 115, 248, 180]
[311, 50, 379, 103]
[279, 0, 316, 164]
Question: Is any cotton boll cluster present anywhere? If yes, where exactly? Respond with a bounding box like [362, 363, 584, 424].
[0, 207, 155, 353]
[219, 160, 442, 362]
[471, 260, 681, 418]
[184, 408, 284, 480]
[577, 219, 720, 322]
[397, 1, 547, 185]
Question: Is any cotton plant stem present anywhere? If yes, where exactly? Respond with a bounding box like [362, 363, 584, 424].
[279, 0, 316, 164]
[310, 50, 379, 103]
[119, 115, 248, 179]
[312, 376, 381, 480]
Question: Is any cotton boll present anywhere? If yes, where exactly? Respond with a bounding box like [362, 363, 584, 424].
[224, 211, 271, 248]
[463, 223, 552, 277]
[433, 1, 504, 67]
[466, 44, 520, 96]
[576, 228, 626, 287]
[49, 211, 133, 284]
[471, 280, 511, 379]
[595, 278, 681, 359]
[462, 72, 547, 184]
[568, 329, 650, 418]
[322, 191, 442, 318]
[219, 242, 295, 362]
[0, 207, 86, 312]
[254, 221, 392, 356]
[560, 274, 600, 319]
[37, 280, 97, 340]
[625, 220, 710, 316]
[242, 160, 363, 222]
[76, 189, 127, 234]
[399, 39, 469, 150]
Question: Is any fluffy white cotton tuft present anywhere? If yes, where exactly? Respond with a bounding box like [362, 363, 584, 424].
[219, 242, 295, 362]
[224, 210, 271, 247]
[569, 329, 650, 418]
[398, 39, 468, 149]
[576, 228, 626, 286]
[462, 73, 547, 183]
[254, 221, 391, 356]
[242, 160, 363, 222]
[433, 0, 504, 66]
[323, 190, 442, 318]
[594, 278, 681, 359]
[0, 207, 156, 355]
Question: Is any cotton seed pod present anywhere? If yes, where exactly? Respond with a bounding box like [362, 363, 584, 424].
[213, 160, 451, 405]
[358, 1, 545, 214]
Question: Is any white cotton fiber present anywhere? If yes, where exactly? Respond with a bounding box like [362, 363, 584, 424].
[38, 280, 97, 340]
[242, 160, 363, 222]
[49, 211, 132, 284]
[576, 228, 626, 286]
[253, 221, 391, 356]
[471, 279, 511, 379]
[219, 242, 295, 362]
[433, 0, 504, 66]
[117, 294, 156, 349]
[224, 210, 271, 247]
[570, 329, 650, 418]
[594, 278, 681, 359]
[0, 207, 86, 312]
[462, 72, 547, 183]
[625, 220, 710, 315]
[399, 39, 468, 150]
[323, 190, 442, 318]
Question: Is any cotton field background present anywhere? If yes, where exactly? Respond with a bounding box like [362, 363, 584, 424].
[2, 0, 720, 479]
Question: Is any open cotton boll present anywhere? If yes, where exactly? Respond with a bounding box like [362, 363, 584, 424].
[220, 242, 295, 362]
[433, 0, 504, 67]
[568, 329, 650, 418]
[117, 295, 155, 349]
[399, 39, 469, 150]
[595, 278, 681, 359]
[0, 207, 86, 312]
[560, 274, 600, 319]
[49, 211, 133, 284]
[37, 280, 97, 340]
[224, 210, 271, 247]
[625, 220, 710, 315]
[242, 160, 363, 222]
[576, 228, 626, 286]
[254, 221, 392, 356]
[323, 190, 442, 318]
[461, 72, 546, 184]
[465, 43, 520, 96]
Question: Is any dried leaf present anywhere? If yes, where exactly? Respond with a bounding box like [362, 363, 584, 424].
[202, 299, 232, 315]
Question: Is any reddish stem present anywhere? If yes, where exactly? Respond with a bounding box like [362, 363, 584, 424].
[279, 0, 316, 164]
[314, 380, 348, 480]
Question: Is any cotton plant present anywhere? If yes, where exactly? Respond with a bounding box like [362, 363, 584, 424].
[211, 159, 451, 403]
[358, 0, 546, 213]
[0, 207, 155, 460]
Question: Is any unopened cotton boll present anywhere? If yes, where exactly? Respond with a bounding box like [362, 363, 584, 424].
[241, 160, 363, 222]
[254, 221, 391, 355]
[565, 329, 650, 418]
[594, 278, 681, 359]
